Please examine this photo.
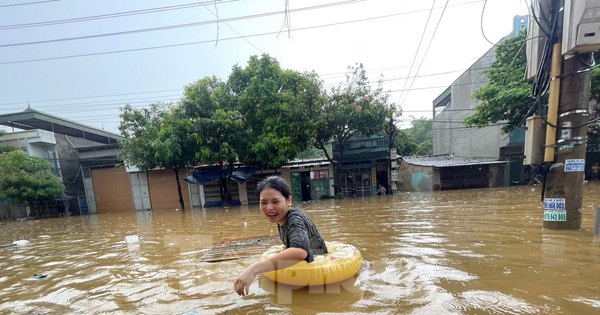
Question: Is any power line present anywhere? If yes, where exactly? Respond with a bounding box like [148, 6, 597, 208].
[0, 61, 490, 108]
[0, 0, 57, 8]
[197, 0, 263, 53]
[399, 0, 449, 107]
[396, 0, 436, 107]
[0, 0, 238, 30]
[1, 77, 493, 114]
[0, 0, 363, 47]
[0, 0, 485, 65]
[0, 89, 183, 106]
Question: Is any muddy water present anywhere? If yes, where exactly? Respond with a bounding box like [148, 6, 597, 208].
[1, 184, 600, 315]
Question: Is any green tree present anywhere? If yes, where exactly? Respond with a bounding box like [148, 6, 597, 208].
[313, 63, 389, 193]
[119, 102, 197, 210]
[179, 76, 248, 204]
[395, 129, 418, 157]
[585, 64, 600, 151]
[463, 29, 600, 149]
[0, 150, 65, 218]
[409, 117, 433, 155]
[0, 146, 16, 154]
[228, 54, 325, 169]
[592, 65, 600, 102]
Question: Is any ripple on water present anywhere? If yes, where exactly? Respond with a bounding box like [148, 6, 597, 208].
[460, 290, 539, 314]
[566, 296, 600, 308]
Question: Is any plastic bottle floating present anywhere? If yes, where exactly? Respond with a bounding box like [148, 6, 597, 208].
[260, 241, 362, 286]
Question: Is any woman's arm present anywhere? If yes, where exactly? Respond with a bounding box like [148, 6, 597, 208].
[234, 247, 307, 296]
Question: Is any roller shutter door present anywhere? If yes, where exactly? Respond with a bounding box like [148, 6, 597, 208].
[91, 167, 134, 213]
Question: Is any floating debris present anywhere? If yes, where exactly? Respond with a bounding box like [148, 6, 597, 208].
[200, 235, 280, 262]
[12, 240, 30, 246]
[33, 273, 48, 280]
[125, 235, 139, 244]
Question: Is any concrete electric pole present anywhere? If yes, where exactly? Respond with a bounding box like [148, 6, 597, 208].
[530, 0, 597, 229]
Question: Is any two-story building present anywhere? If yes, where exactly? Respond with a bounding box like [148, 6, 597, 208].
[0, 108, 121, 219]
[427, 15, 529, 186]
[333, 134, 397, 196]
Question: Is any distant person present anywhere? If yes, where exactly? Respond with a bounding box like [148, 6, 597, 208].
[376, 184, 387, 195]
[234, 176, 327, 296]
[351, 184, 357, 197]
[592, 163, 600, 180]
[57, 203, 66, 217]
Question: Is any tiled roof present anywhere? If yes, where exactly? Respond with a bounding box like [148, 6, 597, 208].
[402, 154, 508, 168]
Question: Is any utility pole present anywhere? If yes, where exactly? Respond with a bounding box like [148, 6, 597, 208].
[543, 52, 592, 229]
[540, 0, 593, 230]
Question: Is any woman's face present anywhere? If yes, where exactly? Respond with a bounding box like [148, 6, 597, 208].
[259, 187, 292, 225]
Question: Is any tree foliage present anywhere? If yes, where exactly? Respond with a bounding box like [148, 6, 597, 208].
[119, 102, 197, 210]
[119, 103, 167, 171]
[593, 65, 600, 102]
[464, 28, 600, 151]
[118, 55, 395, 202]
[179, 76, 248, 203]
[396, 117, 433, 156]
[313, 63, 390, 190]
[0, 150, 65, 218]
[228, 54, 325, 169]
[396, 129, 418, 157]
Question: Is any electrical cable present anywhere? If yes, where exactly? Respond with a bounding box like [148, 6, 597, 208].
[0, 0, 57, 8]
[0, 0, 363, 48]
[0, 0, 482, 65]
[396, 0, 436, 106]
[197, 0, 263, 53]
[399, 0, 449, 108]
[480, 0, 530, 47]
[0, 0, 238, 30]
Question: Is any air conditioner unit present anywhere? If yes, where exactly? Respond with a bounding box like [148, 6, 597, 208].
[563, 0, 600, 55]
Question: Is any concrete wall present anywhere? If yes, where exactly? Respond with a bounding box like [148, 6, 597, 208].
[398, 162, 436, 192]
[433, 48, 509, 159]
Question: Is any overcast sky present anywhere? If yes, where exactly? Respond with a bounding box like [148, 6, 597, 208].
[0, 0, 529, 134]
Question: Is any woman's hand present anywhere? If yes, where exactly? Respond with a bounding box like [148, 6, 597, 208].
[233, 247, 306, 296]
[234, 266, 257, 296]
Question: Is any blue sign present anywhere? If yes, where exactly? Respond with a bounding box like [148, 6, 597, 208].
[544, 198, 566, 210]
[564, 159, 585, 172]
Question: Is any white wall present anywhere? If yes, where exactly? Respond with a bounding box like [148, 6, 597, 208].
[432, 48, 509, 159]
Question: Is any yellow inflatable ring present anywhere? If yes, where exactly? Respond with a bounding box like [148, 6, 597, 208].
[260, 241, 362, 286]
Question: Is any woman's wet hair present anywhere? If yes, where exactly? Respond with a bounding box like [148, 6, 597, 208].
[257, 176, 292, 199]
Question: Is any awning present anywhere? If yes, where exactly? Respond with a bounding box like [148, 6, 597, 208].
[54, 194, 75, 201]
[185, 167, 256, 185]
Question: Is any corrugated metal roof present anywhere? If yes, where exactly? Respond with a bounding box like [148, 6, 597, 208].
[282, 158, 332, 168]
[402, 154, 508, 168]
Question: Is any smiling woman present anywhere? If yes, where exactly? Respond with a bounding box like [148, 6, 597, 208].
[234, 175, 328, 296]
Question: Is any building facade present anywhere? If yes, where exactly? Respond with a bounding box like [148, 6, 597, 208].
[333, 134, 397, 196]
[431, 15, 529, 185]
[0, 109, 121, 219]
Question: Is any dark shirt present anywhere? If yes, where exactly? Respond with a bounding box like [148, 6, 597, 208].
[277, 207, 327, 262]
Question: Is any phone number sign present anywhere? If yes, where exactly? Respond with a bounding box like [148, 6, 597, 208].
[564, 159, 585, 172]
[544, 209, 567, 221]
[544, 198, 566, 210]
[543, 197, 566, 221]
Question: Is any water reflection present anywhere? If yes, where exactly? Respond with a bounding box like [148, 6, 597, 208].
[1, 185, 599, 314]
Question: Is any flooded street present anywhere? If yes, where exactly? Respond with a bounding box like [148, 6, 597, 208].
[1, 184, 600, 315]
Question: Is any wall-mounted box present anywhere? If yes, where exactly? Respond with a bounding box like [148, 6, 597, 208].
[563, 0, 600, 55]
[524, 115, 546, 165]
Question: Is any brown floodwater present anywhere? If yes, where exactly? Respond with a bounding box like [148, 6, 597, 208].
[1, 183, 600, 315]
